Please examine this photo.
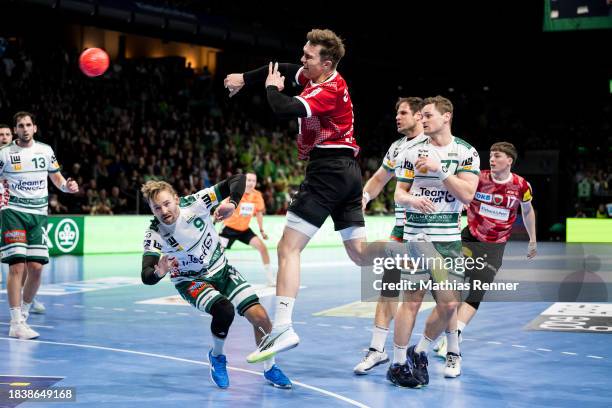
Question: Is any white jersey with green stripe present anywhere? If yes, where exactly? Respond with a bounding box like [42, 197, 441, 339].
[0, 140, 61, 215]
[381, 132, 427, 226]
[397, 135, 480, 242]
[142, 186, 227, 283]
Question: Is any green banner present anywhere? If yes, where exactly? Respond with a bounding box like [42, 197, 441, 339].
[47, 216, 85, 256]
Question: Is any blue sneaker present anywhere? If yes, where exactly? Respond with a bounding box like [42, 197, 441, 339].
[264, 364, 292, 389]
[208, 349, 229, 388]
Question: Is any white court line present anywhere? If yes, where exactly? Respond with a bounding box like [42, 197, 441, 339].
[52, 304, 64, 307]
[587, 355, 604, 359]
[134, 310, 146, 313]
[175, 313, 189, 316]
[0, 337, 371, 408]
[561, 352, 577, 356]
[155, 311, 168, 315]
[487, 341, 502, 345]
[112, 308, 126, 312]
[0, 322, 54, 329]
[511, 345, 527, 349]
[293, 321, 307, 325]
[73, 305, 85, 308]
[316, 323, 331, 327]
[536, 348, 552, 352]
[92, 307, 104, 310]
[340, 326, 355, 330]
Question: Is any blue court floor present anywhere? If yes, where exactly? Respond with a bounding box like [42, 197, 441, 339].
[1, 242, 611, 408]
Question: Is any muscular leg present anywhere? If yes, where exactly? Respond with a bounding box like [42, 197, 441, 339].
[276, 227, 311, 299]
[22, 262, 43, 304]
[7, 262, 27, 309]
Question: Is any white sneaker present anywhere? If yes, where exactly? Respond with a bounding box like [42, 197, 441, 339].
[9, 321, 40, 340]
[353, 349, 389, 375]
[444, 352, 462, 378]
[247, 325, 299, 363]
[31, 298, 46, 314]
[433, 336, 447, 360]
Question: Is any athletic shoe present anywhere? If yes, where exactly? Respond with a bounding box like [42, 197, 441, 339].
[207, 349, 229, 388]
[444, 352, 462, 378]
[264, 364, 292, 389]
[353, 348, 389, 375]
[406, 345, 429, 385]
[386, 363, 421, 388]
[31, 298, 46, 314]
[433, 336, 447, 360]
[246, 324, 299, 363]
[9, 321, 40, 340]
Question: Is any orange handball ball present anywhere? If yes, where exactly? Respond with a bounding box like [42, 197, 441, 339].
[79, 48, 110, 77]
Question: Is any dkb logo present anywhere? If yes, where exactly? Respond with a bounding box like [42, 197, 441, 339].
[54, 219, 79, 253]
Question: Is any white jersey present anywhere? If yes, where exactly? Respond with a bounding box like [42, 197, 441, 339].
[0, 140, 61, 215]
[143, 186, 228, 284]
[397, 136, 480, 242]
[381, 132, 427, 226]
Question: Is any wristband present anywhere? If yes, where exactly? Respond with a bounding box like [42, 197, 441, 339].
[229, 199, 239, 208]
[438, 166, 451, 181]
[60, 182, 70, 193]
[363, 191, 371, 203]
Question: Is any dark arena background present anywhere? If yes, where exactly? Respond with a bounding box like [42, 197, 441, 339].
[0, 1, 611, 407]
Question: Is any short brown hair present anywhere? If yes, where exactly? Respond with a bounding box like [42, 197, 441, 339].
[396, 97, 424, 114]
[0, 124, 10, 129]
[490, 142, 518, 163]
[423, 96, 453, 115]
[141, 180, 177, 203]
[306, 29, 345, 68]
[13, 111, 36, 126]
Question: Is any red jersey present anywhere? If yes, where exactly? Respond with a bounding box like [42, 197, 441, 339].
[467, 170, 533, 243]
[293, 68, 359, 160]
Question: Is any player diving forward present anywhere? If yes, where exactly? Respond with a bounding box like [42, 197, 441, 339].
[140, 176, 291, 389]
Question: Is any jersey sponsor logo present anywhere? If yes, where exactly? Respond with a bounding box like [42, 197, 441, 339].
[4, 229, 26, 244]
[11, 179, 46, 192]
[475, 191, 492, 203]
[9, 154, 21, 164]
[461, 157, 473, 166]
[473, 150, 479, 157]
[523, 188, 532, 202]
[167, 236, 184, 251]
[239, 202, 255, 216]
[303, 87, 323, 99]
[493, 194, 504, 205]
[415, 187, 456, 203]
[55, 219, 79, 253]
[478, 203, 510, 221]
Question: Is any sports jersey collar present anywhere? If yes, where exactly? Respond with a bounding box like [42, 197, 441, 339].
[490, 171, 513, 184]
[14, 139, 36, 149]
[310, 70, 338, 87]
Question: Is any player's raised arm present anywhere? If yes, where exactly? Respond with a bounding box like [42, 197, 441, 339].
[224, 62, 301, 98]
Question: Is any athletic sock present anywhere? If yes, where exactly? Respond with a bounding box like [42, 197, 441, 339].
[263, 357, 275, 372]
[370, 326, 389, 353]
[264, 264, 274, 284]
[457, 320, 466, 342]
[446, 329, 460, 355]
[273, 296, 295, 328]
[22, 302, 32, 315]
[211, 335, 225, 357]
[415, 335, 433, 354]
[393, 344, 408, 365]
[9, 307, 23, 323]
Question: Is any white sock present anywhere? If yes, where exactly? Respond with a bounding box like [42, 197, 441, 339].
[370, 326, 389, 352]
[446, 329, 460, 355]
[264, 264, 274, 284]
[273, 296, 295, 328]
[9, 307, 23, 323]
[22, 302, 32, 314]
[457, 320, 466, 343]
[415, 335, 433, 354]
[392, 344, 408, 365]
[211, 335, 225, 357]
[263, 356, 276, 372]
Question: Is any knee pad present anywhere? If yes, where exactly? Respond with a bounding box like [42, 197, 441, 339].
[210, 298, 235, 339]
[467, 301, 481, 311]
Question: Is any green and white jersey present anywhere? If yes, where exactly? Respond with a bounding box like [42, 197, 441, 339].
[397, 136, 480, 242]
[381, 132, 426, 226]
[0, 140, 61, 215]
[143, 185, 228, 284]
